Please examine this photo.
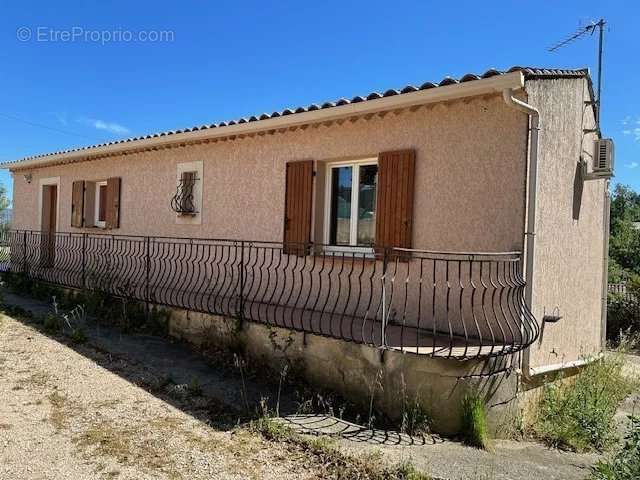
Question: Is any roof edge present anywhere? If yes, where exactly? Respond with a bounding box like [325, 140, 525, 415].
[2, 71, 525, 171]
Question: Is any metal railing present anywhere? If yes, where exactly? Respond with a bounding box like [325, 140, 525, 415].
[0, 230, 538, 359]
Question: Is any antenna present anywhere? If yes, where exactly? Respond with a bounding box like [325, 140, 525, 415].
[548, 18, 606, 124]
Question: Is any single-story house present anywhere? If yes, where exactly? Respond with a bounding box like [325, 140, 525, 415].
[0, 66, 613, 433]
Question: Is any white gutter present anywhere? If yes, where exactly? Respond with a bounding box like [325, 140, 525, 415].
[502, 88, 540, 379]
[2, 72, 525, 171]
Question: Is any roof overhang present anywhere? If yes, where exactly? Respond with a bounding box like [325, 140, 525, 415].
[2, 71, 525, 171]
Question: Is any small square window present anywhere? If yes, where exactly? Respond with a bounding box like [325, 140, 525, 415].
[324, 159, 378, 249]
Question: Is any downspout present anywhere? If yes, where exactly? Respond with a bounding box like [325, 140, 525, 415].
[502, 88, 540, 379]
[601, 181, 611, 348]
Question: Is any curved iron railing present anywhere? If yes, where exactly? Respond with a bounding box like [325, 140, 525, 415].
[0, 230, 538, 359]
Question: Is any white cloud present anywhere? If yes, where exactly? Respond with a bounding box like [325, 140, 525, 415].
[78, 116, 130, 135]
[623, 126, 640, 142]
[625, 161, 639, 169]
[622, 115, 631, 126]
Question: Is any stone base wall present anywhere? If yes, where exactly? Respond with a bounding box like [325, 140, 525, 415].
[169, 308, 524, 436]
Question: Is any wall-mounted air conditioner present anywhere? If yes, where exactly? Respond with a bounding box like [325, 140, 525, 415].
[582, 138, 614, 180]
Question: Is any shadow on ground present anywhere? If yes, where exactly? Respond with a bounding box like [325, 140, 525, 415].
[1, 289, 437, 447]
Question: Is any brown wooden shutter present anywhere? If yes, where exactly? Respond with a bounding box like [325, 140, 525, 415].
[375, 149, 415, 250]
[283, 160, 314, 255]
[71, 180, 84, 228]
[105, 177, 121, 229]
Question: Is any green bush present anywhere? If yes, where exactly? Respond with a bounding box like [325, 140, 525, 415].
[592, 416, 640, 480]
[70, 327, 87, 344]
[461, 392, 489, 449]
[43, 313, 63, 333]
[532, 353, 636, 452]
[608, 292, 640, 343]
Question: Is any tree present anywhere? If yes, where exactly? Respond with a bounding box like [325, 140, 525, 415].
[0, 185, 9, 235]
[609, 184, 640, 282]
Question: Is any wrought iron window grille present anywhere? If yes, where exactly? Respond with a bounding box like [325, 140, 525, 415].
[171, 173, 199, 215]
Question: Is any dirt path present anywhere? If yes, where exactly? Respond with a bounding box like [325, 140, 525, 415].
[0, 315, 321, 480]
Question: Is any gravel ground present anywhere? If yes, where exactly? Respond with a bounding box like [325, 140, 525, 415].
[0, 314, 322, 480]
[2, 292, 637, 480]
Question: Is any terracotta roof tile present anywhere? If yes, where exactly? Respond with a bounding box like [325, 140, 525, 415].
[8, 66, 589, 164]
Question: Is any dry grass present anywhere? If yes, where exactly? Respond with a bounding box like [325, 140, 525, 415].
[47, 390, 73, 431]
[74, 422, 181, 479]
[15, 371, 53, 390]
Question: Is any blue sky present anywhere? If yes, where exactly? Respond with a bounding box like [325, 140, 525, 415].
[1, 1, 638, 204]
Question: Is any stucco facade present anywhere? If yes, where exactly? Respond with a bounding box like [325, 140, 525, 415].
[523, 77, 606, 370]
[3, 70, 609, 416]
[11, 95, 528, 253]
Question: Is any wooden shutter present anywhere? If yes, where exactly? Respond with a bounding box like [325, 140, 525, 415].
[375, 149, 415, 249]
[283, 160, 314, 255]
[105, 177, 121, 229]
[71, 180, 84, 228]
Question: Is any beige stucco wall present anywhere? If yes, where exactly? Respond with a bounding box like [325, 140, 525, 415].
[524, 78, 606, 369]
[11, 95, 528, 253]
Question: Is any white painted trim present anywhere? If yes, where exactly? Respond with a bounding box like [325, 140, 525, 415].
[323, 157, 377, 250]
[37, 176, 60, 232]
[2, 72, 525, 171]
[176, 160, 203, 225]
[527, 353, 603, 378]
[94, 181, 107, 228]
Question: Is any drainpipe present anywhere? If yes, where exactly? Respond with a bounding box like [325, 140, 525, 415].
[600, 181, 611, 348]
[502, 88, 540, 378]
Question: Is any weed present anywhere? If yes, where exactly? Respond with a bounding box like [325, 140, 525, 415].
[47, 390, 72, 431]
[400, 380, 431, 436]
[70, 327, 87, 344]
[461, 392, 489, 449]
[531, 352, 637, 452]
[591, 415, 640, 479]
[251, 417, 430, 479]
[188, 377, 203, 397]
[43, 313, 63, 333]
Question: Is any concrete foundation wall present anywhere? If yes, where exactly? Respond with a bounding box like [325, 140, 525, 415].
[169, 307, 522, 436]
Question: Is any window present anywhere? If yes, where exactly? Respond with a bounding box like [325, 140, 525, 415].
[94, 181, 108, 228]
[175, 161, 203, 225]
[171, 171, 197, 214]
[324, 159, 378, 249]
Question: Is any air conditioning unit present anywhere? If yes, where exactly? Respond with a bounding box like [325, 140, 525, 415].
[593, 138, 614, 176]
[582, 138, 614, 180]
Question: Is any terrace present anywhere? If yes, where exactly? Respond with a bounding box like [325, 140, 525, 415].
[0, 230, 538, 359]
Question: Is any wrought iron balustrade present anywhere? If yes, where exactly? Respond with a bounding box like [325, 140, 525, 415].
[0, 230, 538, 359]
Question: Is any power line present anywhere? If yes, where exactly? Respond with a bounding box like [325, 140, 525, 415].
[0, 112, 108, 143]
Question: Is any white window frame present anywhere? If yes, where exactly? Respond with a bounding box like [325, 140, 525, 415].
[94, 180, 107, 229]
[323, 157, 377, 254]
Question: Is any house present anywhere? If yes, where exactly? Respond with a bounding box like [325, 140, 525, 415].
[0, 66, 612, 434]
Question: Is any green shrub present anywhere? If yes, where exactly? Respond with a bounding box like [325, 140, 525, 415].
[591, 416, 640, 480]
[70, 327, 87, 344]
[461, 392, 489, 449]
[401, 396, 431, 436]
[607, 292, 640, 343]
[532, 353, 636, 452]
[43, 313, 62, 333]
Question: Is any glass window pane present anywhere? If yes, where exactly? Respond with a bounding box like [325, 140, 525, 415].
[357, 164, 377, 246]
[98, 185, 107, 222]
[329, 166, 352, 246]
